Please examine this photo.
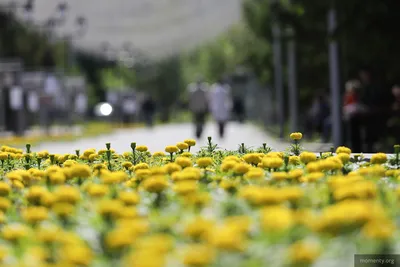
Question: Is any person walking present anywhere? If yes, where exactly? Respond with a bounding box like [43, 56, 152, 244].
[141, 95, 156, 128]
[122, 96, 138, 125]
[209, 78, 233, 139]
[188, 77, 209, 139]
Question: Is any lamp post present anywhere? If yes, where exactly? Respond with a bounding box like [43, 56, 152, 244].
[328, 0, 342, 148]
[271, 0, 285, 140]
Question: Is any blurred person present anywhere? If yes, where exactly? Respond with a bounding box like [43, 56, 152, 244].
[122, 96, 138, 125]
[141, 95, 156, 128]
[42, 73, 62, 135]
[188, 76, 209, 139]
[343, 79, 368, 120]
[209, 77, 233, 139]
[304, 91, 330, 140]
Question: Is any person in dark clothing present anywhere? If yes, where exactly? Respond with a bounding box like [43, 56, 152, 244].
[232, 97, 245, 123]
[305, 91, 330, 140]
[141, 96, 156, 127]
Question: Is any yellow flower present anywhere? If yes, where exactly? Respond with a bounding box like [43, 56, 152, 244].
[336, 146, 352, 154]
[0, 152, 7, 160]
[119, 191, 140, 205]
[62, 245, 93, 267]
[261, 205, 293, 232]
[37, 150, 49, 159]
[289, 155, 300, 165]
[337, 153, 350, 163]
[181, 152, 193, 158]
[22, 206, 48, 224]
[210, 226, 247, 252]
[0, 182, 10, 196]
[287, 241, 321, 265]
[134, 163, 149, 170]
[83, 148, 96, 158]
[153, 151, 166, 157]
[177, 142, 189, 150]
[300, 152, 317, 164]
[164, 163, 182, 174]
[54, 186, 81, 204]
[271, 172, 288, 181]
[135, 169, 151, 180]
[48, 171, 66, 185]
[165, 145, 179, 154]
[244, 167, 265, 180]
[106, 228, 134, 249]
[101, 171, 128, 184]
[87, 184, 109, 198]
[370, 153, 388, 164]
[97, 199, 124, 218]
[262, 157, 284, 169]
[362, 219, 395, 240]
[52, 203, 75, 218]
[196, 157, 213, 168]
[184, 139, 196, 147]
[174, 181, 198, 195]
[122, 161, 133, 169]
[142, 175, 169, 193]
[306, 162, 320, 173]
[224, 155, 241, 162]
[136, 145, 148, 152]
[175, 157, 192, 168]
[243, 153, 262, 165]
[63, 159, 77, 168]
[288, 169, 304, 180]
[221, 160, 237, 172]
[2, 223, 29, 241]
[183, 244, 215, 267]
[36, 225, 62, 243]
[184, 217, 214, 240]
[290, 132, 303, 140]
[0, 197, 10, 212]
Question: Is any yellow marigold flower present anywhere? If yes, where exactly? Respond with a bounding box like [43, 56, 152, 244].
[101, 171, 128, 184]
[136, 145, 148, 152]
[2, 223, 29, 241]
[243, 153, 262, 165]
[68, 154, 78, 160]
[290, 132, 303, 140]
[165, 145, 179, 154]
[142, 175, 169, 193]
[281, 187, 304, 202]
[300, 172, 325, 183]
[184, 139, 196, 147]
[36, 225, 62, 243]
[306, 162, 320, 173]
[54, 186, 81, 204]
[181, 152, 193, 158]
[262, 157, 284, 169]
[48, 171, 66, 185]
[370, 153, 387, 164]
[174, 181, 198, 195]
[288, 169, 304, 180]
[83, 148, 96, 157]
[183, 217, 214, 240]
[63, 159, 77, 168]
[12, 180, 24, 190]
[22, 206, 48, 224]
[362, 219, 396, 240]
[165, 163, 182, 174]
[98, 149, 107, 155]
[184, 191, 211, 207]
[175, 156, 192, 168]
[40, 192, 56, 207]
[6, 171, 22, 182]
[224, 155, 241, 162]
[70, 164, 92, 178]
[87, 184, 109, 198]
[220, 179, 239, 192]
[150, 167, 167, 175]
[62, 245, 93, 267]
[0, 152, 7, 160]
[210, 226, 247, 252]
[177, 142, 189, 151]
[300, 152, 317, 164]
[0, 198, 10, 212]
[0, 182, 10, 196]
[134, 163, 149, 170]
[224, 215, 252, 234]
[333, 180, 377, 201]
[183, 244, 215, 267]
[244, 167, 265, 180]
[135, 169, 151, 180]
[37, 150, 49, 159]
[153, 151, 166, 157]
[287, 241, 321, 265]
[271, 172, 288, 181]
[337, 153, 350, 163]
[221, 160, 237, 172]
[106, 228, 135, 250]
[336, 146, 351, 154]
[97, 199, 124, 218]
[261, 205, 293, 232]
[196, 157, 213, 168]
[289, 155, 300, 165]
[122, 162, 133, 169]
[119, 191, 140, 205]
[233, 162, 251, 174]
[88, 153, 98, 161]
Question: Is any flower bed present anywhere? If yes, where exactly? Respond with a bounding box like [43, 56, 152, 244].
[0, 134, 399, 266]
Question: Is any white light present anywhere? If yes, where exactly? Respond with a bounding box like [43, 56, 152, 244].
[100, 103, 113, 116]
[94, 102, 113, 117]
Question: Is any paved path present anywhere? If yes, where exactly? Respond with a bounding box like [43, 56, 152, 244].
[33, 122, 332, 154]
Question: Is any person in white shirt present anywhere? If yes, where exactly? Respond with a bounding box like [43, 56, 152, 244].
[209, 77, 233, 139]
[188, 76, 209, 139]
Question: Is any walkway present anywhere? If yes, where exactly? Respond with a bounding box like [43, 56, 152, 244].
[33, 122, 332, 154]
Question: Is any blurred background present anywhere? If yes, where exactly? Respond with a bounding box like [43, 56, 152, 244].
[0, 0, 399, 152]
